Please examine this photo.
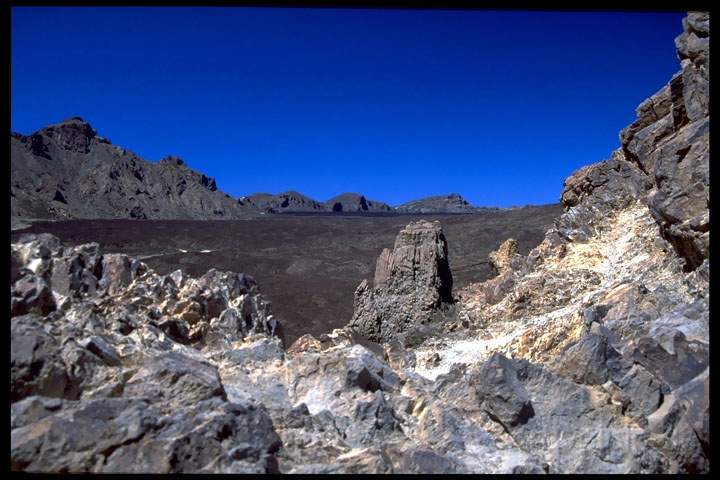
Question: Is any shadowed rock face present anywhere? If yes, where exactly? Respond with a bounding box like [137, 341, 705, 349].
[10, 118, 257, 220]
[348, 220, 453, 343]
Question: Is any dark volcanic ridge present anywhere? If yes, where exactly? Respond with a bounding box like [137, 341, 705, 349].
[12, 119, 516, 220]
[11, 117, 255, 221]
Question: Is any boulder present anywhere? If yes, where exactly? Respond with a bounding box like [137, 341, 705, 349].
[99, 254, 133, 295]
[11, 273, 56, 317]
[50, 242, 102, 298]
[345, 390, 403, 446]
[11, 397, 281, 473]
[647, 368, 709, 473]
[488, 238, 522, 274]
[630, 333, 708, 389]
[383, 445, 463, 474]
[554, 332, 629, 386]
[476, 353, 534, 429]
[11, 315, 77, 402]
[123, 352, 227, 411]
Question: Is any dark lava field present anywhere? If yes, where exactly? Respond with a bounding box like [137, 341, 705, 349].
[12, 204, 562, 344]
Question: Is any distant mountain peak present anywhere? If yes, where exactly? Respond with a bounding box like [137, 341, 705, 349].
[325, 192, 391, 212]
[396, 193, 475, 213]
[10, 118, 255, 220]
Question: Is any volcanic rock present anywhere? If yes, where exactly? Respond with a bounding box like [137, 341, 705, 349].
[11, 397, 281, 473]
[11, 314, 78, 402]
[647, 367, 709, 473]
[11, 273, 56, 317]
[447, 12, 709, 473]
[10, 118, 257, 220]
[9, 12, 710, 475]
[488, 238, 523, 274]
[561, 11, 709, 271]
[348, 219, 453, 343]
[10, 234, 285, 473]
[99, 254, 133, 295]
[475, 353, 534, 429]
[123, 352, 227, 411]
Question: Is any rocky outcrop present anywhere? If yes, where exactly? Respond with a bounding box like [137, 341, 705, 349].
[10, 117, 257, 220]
[488, 238, 524, 274]
[11, 396, 282, 473]
[561, 11, 709, 271]
[447, 11, 709, 473]
[10, 233, 284, 473]
[11, 120, 494, 221]
[395, 193, 476, 214]
[10, 12, 709, 475]
[325, 192, 392, 213]
[347, 220, 454, 343]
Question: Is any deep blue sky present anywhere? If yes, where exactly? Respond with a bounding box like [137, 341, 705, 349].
[12, 8, 685, 207]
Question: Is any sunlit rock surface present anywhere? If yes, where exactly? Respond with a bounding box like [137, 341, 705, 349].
[10, 12, 709, 474]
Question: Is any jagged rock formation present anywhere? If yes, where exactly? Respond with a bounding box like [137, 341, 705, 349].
[488, 238, 524, 274]
[441, 12, 710, 473]
[10, 12, 709, 475]
[448, 201, 709, 473]
[562, 11, 708, 271]
[245, 191, 328, 213]
[11, 233, 283, 472]
[11, 117, 257, 220]
[11, 121, 487, 220]
[325, 192, 392, 213]
[7, 232, 558, 473]
[347, 220, 454, 344]
[395, 193, 476, 214]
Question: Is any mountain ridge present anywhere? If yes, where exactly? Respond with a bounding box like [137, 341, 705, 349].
[11, 122, 504, 218]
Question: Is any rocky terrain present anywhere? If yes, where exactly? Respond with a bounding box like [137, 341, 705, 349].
[395, 193, 478, 214]
[10, 122, 481, 219]
[10, 12, 709, 474]
[11, 204, 561, 345]
[10, 117, 257, 221]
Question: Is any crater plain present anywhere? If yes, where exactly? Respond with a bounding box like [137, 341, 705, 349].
[12, 204, 562, 344]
